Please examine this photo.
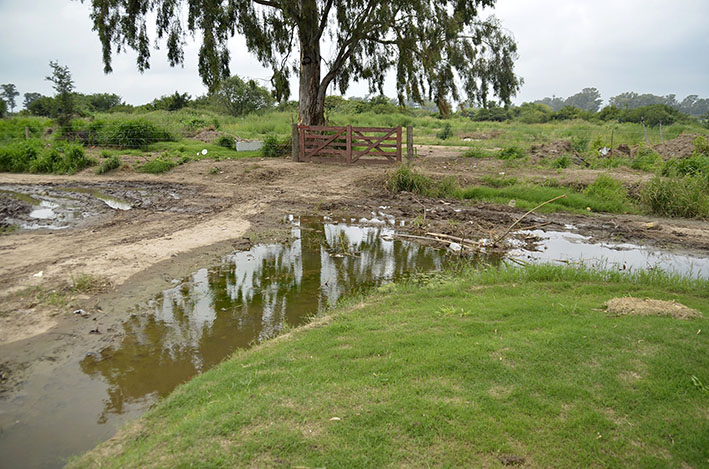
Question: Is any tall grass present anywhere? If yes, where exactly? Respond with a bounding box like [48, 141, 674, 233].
[0, 140, 94, 174]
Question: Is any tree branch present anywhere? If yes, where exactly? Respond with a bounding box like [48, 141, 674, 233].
[317, 0, 334, 39]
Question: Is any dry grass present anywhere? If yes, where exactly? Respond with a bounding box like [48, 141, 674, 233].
[605, 297, 702, 320]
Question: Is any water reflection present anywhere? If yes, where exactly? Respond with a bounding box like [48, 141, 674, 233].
[80, 219, 450, 423]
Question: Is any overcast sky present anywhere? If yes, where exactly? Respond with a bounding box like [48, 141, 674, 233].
[1, 0, 708, 108]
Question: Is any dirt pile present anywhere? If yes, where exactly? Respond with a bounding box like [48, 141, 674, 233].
[604, 297, 702, 319]
[461, 130, 505, 140]
[648, 133, 700, 159]
[0, 195, 31, 227]
[529, 140, 583, 164]
[193, 127, 247, 144]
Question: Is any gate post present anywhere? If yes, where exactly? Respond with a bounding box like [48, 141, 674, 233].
[291, 123, 300, 162]
[396, 125, 402, 162]
[346, 125, 352, 164]
[406, 126, 414, 164]
[298, 124, 306, 161]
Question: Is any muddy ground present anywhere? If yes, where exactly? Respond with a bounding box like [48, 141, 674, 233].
[1, 145, 708, 395]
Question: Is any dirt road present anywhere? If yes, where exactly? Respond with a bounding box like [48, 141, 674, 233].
[1, 148, 708, 394]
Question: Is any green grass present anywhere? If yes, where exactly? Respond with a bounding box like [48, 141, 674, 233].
[69, 264, 709, 468]
[387, 166, 637, 215]
[96, 155, 121, 174]
[136, 158, 177, 174]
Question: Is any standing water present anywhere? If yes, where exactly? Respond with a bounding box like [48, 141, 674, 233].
[0, 218, 453, 468]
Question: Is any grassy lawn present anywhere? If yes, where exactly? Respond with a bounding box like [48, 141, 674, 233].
[70, 265, 709, 468]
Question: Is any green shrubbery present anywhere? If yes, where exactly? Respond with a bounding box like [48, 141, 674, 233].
[66, 118, 175, 148]
[96, 155, 121, 174]
[261, 134, 291, 157]
[137, 158, 177, 174]
[641, 176, 708, 218]
[0, 140, 94, 174]
[631, 146, 662, 171]
[497, 145, 526, 160]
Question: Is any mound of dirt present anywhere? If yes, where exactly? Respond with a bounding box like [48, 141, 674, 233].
[604, 297, 702, 320]
[648, 133, 700, 159]
[0, 196, 31, 225]
[461, 130, 505, 141]
[529, 140, 583, 164]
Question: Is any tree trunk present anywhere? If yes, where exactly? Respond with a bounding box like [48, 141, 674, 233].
[297, 0, 325, 126]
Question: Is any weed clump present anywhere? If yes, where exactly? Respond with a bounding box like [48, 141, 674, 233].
[387, 165, 435, 195]
[261, 134, 290, 157]
[436, 123, 453, 140]
[551, 154, 571, 169]
[137, 158, 177, 174]
[0, 140, 94, 174]
[641, 176, 708, 218]
[216, 135, 235, 149]
[631, 147, 661, 172]
[462, 148, 491, 158]
[497, 145, 526, 160]
[96, 155, 121, 174]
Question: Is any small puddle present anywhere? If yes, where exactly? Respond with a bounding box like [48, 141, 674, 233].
[510, 229, 709, 278]
[0, 184, 132, 231]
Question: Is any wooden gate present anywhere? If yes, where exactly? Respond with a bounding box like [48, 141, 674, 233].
[297, 125, 402, 164]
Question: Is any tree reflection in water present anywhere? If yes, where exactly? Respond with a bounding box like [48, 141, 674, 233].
[81, 218, 450, 423]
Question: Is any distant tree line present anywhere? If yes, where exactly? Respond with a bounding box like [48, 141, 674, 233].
[534, 89, 709, 117]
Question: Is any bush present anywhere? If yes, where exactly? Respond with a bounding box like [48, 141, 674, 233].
[137, 158, 177, 174]
[261, 135, 290, 157]
[570, 135, 589, 152]
[436, 123, 453, 140]
[216, 135, 235, 149]
[462, 148, 492, 158]
[551, 155, 571, 169]
[387, 165, 435, 195]
[96, 155, 121, 174]
[0, 140, 93, 174]
[101, 119, 174, 148]
[641, 175, 708, 218]
[584, 174, 630, 212]
[497, 146, 526, 160]
[631, 147, 661, 172]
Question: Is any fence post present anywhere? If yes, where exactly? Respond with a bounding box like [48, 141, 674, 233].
[396, 125, 402, 162]
[346, 124, 352, 164]
[406, 126, 414, 163]
[298, 124, 306, 161]
[292, 123, 299, 162]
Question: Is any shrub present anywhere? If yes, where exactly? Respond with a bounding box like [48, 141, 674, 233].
[261, 134, 290, 157]
[216, 135, 235, 149]
[96, 155, 121, 174]
[387, 165, 435, 195]
[631, 147, 661, 172]
[641, 176, 708, 218]
[436, 123, 453, 140]
[0, 140, 93, 174]
[103, 119, 174, 148]
[661, 152, 709, 178]
[462, 148, 492, 158]
[570, 135, 589, 152]
[137, 158, 177, 174]
[584, 174, 629, 211]
[551, 155, 571, 169]
[497, 146, 526, 160]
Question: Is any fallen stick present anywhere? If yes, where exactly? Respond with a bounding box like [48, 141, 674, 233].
[395, 233, 478, 251]
[426, 232, 479, 246]
[492, 194, 567, 245]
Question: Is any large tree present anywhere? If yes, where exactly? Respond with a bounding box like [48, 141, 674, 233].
[83, 0, 521, 125]
[1, 84, 19, 113]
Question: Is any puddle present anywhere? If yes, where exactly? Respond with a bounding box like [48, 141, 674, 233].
[511, 230, 709, 278]
[0, 217, 456, 468]
[0, 184, 132, 231]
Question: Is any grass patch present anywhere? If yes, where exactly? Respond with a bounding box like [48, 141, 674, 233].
[136, 158, 177, 174]
[387, 166, 636, 215]
[0, 140, 94, 174]
[641, 175, 709, 219]
[96, 155, 121, 174]
[69, 264, 709, 468]
[461, 147, 493, 158]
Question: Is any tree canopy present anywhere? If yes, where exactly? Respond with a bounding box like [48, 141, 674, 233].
[1, 84, 19, 113]
[83, 0, 521, 124]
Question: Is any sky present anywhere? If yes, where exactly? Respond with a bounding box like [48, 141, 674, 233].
[1, 0, 708, 108]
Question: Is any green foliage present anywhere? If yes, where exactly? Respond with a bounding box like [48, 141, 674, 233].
[570, 135, 589, 152]
[216, 135, 235, 149]
[631, 147, 662, 172]
[45, 61, 75, 129]
[436, 123, 453, 140]
[479, 175, 517, 187]
[0, 99, 6, 118]
[96, 155, 121, 174]
[641, 176, 708, 219]
[1, 83, 19, 112]
[387, 165, 436, 196]
[619, 104, 684, 126]
[497, 145, 526, 160]
[136, 158, 177, 174]
[0, 140, 94, 174]
[467, 104, 512, 122]
[83, 0, 521, 124]
[516, 102, 553, 123]
[148, 92, 191, 112]
[27, 96, 56, 117]
[551, 154, 571, 169]
[583, 174, 630, 211]
[261, 134, 290, 158]
[462, 148, 492, 158]
[72, 118, 175, 148]
[214, 76, 274, 117]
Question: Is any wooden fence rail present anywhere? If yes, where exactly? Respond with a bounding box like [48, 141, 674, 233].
[295, 124, 405, 164]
